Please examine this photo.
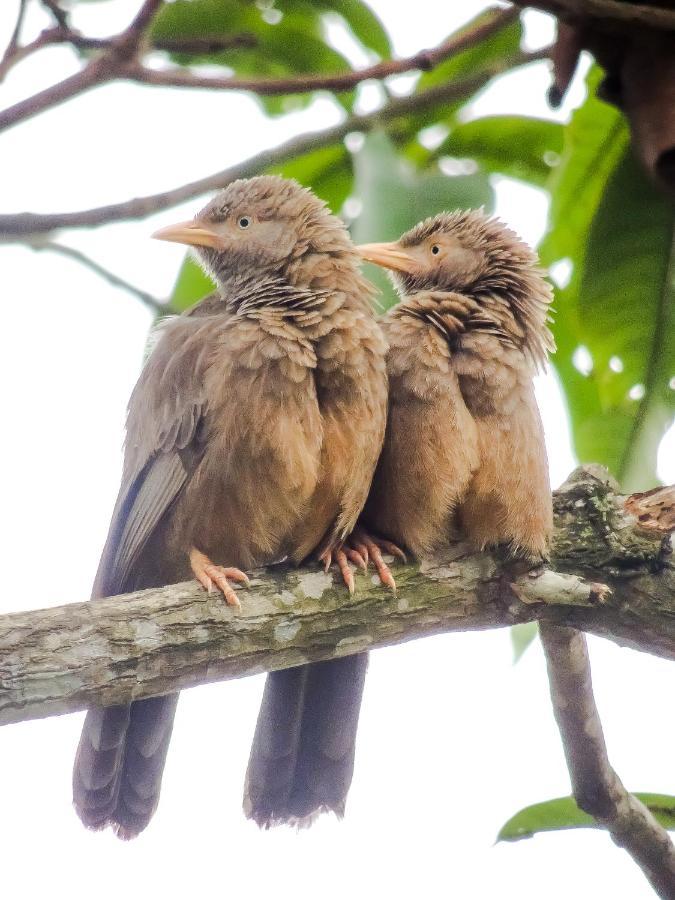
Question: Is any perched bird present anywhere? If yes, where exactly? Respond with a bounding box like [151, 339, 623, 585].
[72, 175, 388, 838]
[355, 210, 554, 564]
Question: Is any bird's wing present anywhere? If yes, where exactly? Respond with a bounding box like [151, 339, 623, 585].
[363, 298, 480, 556]
[91, 311, 221, 599]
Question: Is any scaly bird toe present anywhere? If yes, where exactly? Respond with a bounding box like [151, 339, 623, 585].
[351, 526, 407, 592]
[189, 547, 249, 608]
[344, 546, 368, 571]
[319, 546, 356, 594]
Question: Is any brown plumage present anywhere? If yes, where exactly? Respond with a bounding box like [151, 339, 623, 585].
[72, 175, 387, 838]
[356, 209, 554, 563]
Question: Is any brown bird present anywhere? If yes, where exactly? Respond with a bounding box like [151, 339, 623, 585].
[355, 210, 554, 565]
[72, 175, 388, 838]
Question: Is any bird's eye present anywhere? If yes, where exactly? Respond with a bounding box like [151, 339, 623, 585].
[431, 245, 440, 255]
[238, 216, 251, 229]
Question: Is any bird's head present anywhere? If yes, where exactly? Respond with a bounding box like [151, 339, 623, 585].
[152, 175, 354, 294]
[357, 209, 554, 364]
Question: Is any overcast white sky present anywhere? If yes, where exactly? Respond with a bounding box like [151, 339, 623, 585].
[1, 2, 673, 898]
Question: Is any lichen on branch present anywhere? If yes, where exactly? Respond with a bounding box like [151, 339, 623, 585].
[0, 466, 672, 727]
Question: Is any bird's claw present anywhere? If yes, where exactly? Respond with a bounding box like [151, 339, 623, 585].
[319, 546, 356, 594]
[189, 547, 249, 608]
[349, 526, 406, 593]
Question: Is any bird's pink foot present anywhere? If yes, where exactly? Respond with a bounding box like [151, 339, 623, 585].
[189, 547, 249, 608]
[319, 545, 365, 594]
[348, 526, 406, 592]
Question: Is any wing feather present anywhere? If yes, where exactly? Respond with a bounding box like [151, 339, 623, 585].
[91, 305, 223, 599]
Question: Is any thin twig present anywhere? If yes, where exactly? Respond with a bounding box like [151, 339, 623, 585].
[539, 624, 675, 898]
[0, 0, 164, 133]
[0, 58, 116, 130]
[123, 0, 165, 37]
[0, 0, 28, 75]
[0, 29, 261, 82]
[0, 49, 549, 236]
[152, 34, 259, 54]
[28, 240, 166, 313]
[41, 0, 69, 29]
[0, 27, 67, 82]
[125, 8, 518, 96]
[0, 6, 515, 133]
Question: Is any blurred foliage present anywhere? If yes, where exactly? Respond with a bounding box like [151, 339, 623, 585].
[271, 144, 353, 213]
[541, 66, 674, 491]
[351, 131, 494, 310]
[510, 621, 538, 663]
[170, 255, 215, 314]
[498, 794, 675, 842]
[432, 116, 562, 186]
[150, 0, 388, 114]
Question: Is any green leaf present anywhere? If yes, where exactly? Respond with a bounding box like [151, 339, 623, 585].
[435, 116, 563, 186]
[151, 0, 256, 45]
[540, 66, 624, 475]
[270, 144, 353, 214]
[150, 0, 354, 114]
[510, 622, 538, 664]
[541, 66, 674, 489]
[351, 131, 494, 309]
[394, 11, 525, 145]
[417, 10, 522, 95]
[280, 0, 391, 58]
[322, 0, 391, 58]
[577, 153, 674, 490]
[167, 256, 215, 314]
[498, 794, 675, 842]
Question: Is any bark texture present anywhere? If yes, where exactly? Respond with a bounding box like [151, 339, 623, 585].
[540, 623, 675, 898]
[0, 466, 672, 727]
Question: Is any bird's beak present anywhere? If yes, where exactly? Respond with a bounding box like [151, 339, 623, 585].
[356, 241, 419, 274]
[151, 219, 224, 250]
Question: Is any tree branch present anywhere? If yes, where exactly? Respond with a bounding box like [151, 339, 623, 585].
[540, 623, 675, 897]
[26, 240, 166, 313]
[0, 466, 672, 728]
[40, 0, 69, 30]
[514, 0, 675, 30]
[0, 50, 548, 237]
[0, 6, 516, 135]
[0, 0, 164, 134]
[124, 8, 518, 96]
[0, 0, 28, 74]
[0, 26, 70, 83]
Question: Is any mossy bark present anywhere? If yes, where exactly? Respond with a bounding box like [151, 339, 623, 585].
[0, 466, 672, 726]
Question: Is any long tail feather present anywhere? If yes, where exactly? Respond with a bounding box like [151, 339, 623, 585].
[73, 694, 179, 839]
[244, 654, 368, 827]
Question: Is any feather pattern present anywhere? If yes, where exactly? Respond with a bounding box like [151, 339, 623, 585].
[365, 209, 554, 562]
[73, 175, 388, 839]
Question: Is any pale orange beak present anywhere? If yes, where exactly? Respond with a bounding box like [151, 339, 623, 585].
[151, 219, 224, 250]
[356, 241, 419, 274]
